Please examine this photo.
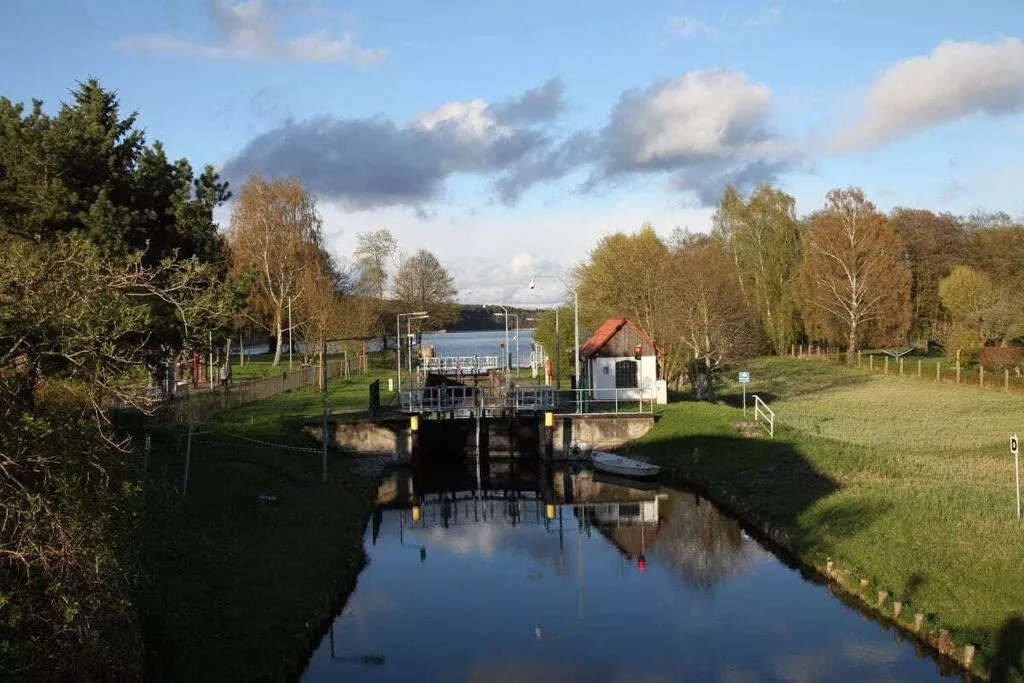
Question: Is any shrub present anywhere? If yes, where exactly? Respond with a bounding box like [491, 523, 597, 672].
[944, 328, 981, 364]
[979, 346, 1024, 373]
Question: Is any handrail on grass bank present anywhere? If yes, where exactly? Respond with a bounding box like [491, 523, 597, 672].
[753, 394, 774, 438]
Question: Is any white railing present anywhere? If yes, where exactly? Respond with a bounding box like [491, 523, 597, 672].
[753, 394, 774, 438]
[565, 387, 656, 414]
[419, 355, 503, 374]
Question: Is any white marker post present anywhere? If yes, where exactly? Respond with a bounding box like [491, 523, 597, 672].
[1013, 434, 1021, 520]
[738, 371, 750, 416]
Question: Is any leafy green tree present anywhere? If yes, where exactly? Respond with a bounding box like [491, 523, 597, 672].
[530, 305, 575, 386]
[572, 224, 670, 347]
[0, 234, 229, 677]
[712, 184, 803, 354]
[0, 80, 231, 376]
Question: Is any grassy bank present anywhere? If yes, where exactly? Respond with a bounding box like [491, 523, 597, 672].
[625, 357, 1024, 680]
[138, 370, 392, 681]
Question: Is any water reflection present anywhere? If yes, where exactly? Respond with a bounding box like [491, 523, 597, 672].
[301, 460, 959, 683]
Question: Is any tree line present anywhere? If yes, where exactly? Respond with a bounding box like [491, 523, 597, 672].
[0, 81, 458, 676]
[535, 185, 1024, 397]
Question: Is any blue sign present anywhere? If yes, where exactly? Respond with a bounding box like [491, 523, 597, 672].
[738, 371, 750, 384]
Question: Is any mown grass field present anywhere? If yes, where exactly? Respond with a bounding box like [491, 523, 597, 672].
[137, 370, 391, 682]
[626, 357, 1024, 680]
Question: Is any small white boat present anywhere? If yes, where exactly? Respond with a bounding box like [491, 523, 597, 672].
[590, 451, 660, 479]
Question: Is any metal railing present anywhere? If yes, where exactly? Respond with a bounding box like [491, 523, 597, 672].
[399, 384, 558, 413]
[753, 394, 774, 438]
[419, 355, 503, 374]
[154, 362, 346, 425]
[398, 384, 654, 415]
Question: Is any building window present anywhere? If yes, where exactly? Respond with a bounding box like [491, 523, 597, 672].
[615, 360, 638, 388]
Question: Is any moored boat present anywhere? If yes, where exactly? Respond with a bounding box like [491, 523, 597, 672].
[590, 451, 660, 479]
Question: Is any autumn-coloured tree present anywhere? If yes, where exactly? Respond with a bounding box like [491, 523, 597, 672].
[889, 208, 965, 346]
[712, 184, 803, 354]
[801, 188, 911, 363]
[227, 176, 324, 366]
[661, 236, 761, 398]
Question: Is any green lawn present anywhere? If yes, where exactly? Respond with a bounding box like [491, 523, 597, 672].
[625, 357, 1024, 681]
[137, 371, 391, 682]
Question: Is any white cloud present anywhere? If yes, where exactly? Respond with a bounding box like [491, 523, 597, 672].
[666, 16, 715, 39]
[832, 37, 1024, 151]
[119, 0, 385, 65]
[593, 69, 799, 204]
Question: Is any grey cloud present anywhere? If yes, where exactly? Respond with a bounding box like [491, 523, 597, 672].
[223, 70, 797, 210]
[221, 88, 552, 209]
[494, 131, 600, 204]
[488, 78, 567, 124]
[668, 159, 794, 207]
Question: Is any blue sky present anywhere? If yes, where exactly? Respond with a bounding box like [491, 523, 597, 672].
[3, 0, 1024, 303]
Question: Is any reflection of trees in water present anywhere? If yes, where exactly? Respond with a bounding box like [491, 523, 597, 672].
[648, 493, 754, 591]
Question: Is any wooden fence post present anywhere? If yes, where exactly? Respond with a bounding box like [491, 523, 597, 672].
[884, 356, 889, 374]
[899, 358, 904, 376]
[917, 359, 922, 378]
[1006, 369, 1010, 392]
[980, 365, 984, 388]
[858, 349, 862, 367]
[936, 362, 941, 382]
[869, 355, 874, 370]
[956, 362, 961, 384]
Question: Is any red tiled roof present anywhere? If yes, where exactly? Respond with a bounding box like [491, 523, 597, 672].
[579, 317, 656, 358]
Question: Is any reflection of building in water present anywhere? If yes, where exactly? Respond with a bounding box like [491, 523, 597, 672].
[374, 462, 756, 590]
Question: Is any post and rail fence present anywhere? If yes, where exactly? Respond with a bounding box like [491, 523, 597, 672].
[153, 361, 347, 425]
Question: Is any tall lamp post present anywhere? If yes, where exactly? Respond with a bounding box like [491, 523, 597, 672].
[528, 276, 580, 397]
[486, 304, 511, 374]
[408, 313, 429, 373]
[495, 311, 521, 377]
[396, 311, 428, 395]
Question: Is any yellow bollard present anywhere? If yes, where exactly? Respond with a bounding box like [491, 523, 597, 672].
[412, 505, 421, 524]
[546, 504, 556, 520]
[544, 411, 554, 428]
[410, 415, 419, 432]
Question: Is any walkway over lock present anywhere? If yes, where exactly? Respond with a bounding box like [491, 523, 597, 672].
[399, 384, 557, 416]
[419, 355, 504, 375]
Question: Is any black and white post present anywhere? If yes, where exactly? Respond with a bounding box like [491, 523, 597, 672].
[1013, 434, 1021, 520]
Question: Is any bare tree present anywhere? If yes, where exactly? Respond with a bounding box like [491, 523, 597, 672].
[661, 237, 761, 399]
[227, 176, 324, 366]
[393, 249, 458, 326]
[800, 188, 910, 363]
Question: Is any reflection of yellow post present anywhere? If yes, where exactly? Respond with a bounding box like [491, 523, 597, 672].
[412, 505, 421, 524]
[546, 503, 555, 520]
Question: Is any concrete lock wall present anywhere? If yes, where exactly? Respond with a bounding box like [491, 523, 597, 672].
[552, 414, 657, 453]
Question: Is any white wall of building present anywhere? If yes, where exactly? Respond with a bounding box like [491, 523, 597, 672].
[587, 355, 657, 401]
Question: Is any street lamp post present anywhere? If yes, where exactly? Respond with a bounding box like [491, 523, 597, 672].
[528, 276, 580, 398]
[396, 311, 429, 396]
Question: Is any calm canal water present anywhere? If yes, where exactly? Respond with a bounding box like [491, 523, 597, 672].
[300, 461, 958, 683]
